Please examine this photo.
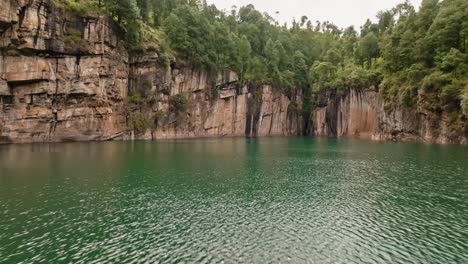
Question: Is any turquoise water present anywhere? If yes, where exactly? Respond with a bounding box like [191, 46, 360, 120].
[0, 138, 467, 263]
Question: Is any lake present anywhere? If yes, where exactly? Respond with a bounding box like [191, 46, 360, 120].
[0, 138, 467, 263]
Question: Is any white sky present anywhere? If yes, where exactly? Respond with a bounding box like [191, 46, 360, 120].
[207, 0, 423, 29]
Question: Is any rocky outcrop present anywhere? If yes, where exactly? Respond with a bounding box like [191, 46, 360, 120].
[127, 55, 304, 140]
[313, 89, 468, 144]
[0, 0, 128, 143]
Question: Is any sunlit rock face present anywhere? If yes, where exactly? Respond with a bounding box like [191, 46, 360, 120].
[312, 89, 468, 145]
[0, 0, 129, 143]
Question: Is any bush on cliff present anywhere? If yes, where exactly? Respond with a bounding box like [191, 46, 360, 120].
[129, 112, 150, 134]
[169, 94, 188, 113]
[127, 91, 143, 104]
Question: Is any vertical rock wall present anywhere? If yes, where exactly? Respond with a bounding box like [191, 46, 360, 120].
[128, 57, 304, 140]
[0, 0, 128, 143]
[0, 1, 464, 145]
[313, 89, 468, 144]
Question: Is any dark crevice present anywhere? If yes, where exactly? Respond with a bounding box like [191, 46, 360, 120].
[48, 57, 60, 141]
[7, 79, 47, 87]
[33, 1, 44, 47]
[18, 6, 27, 28]
[245, 114, 252, 136]
[44, 1, 56, 51]
[1, 95, 14, 105]
[75, 55, 81, 78]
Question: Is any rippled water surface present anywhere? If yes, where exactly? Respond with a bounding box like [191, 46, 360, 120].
[0, 138, 467, 263]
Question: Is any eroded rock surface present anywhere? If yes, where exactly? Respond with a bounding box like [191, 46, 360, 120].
[313, 89, 468, 144]
[0, 0, 128, 143]
[128, 60, 304, 140]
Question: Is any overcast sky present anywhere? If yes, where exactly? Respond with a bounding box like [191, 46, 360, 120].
[207, 0, 423, 29]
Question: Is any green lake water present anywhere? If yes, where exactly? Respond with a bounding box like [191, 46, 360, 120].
[0, 138, 467, 263]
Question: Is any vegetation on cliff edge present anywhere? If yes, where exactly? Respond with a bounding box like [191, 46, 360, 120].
[55, 0, 468, 120]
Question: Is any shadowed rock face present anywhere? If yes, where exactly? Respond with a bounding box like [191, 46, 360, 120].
[313, 89, 468, 145]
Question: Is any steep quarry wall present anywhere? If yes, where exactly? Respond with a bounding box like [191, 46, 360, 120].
[313, 89, 468, 144]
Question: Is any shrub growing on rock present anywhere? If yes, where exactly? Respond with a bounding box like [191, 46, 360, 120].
[169, 94, 188, 113]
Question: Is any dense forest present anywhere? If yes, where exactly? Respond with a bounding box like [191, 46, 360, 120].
[55, 0, 468, 121]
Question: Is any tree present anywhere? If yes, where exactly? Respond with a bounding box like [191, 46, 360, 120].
[462, 85, 468, 117]
[324, 47, 343, 65]
[233, 35, 252, 84]
[427, 0, 467, 56]
[440, 48, 468, 75]
[291, 51, 308, 88]
[377, 10, 394, 35]
[309, 61, 337, 91]
[68, 0, 464, 120]
[411, 0, 439, 66]
[360, 19, 379, 36]
[355, 32, 380, 67]
[264, 38, 280, 81]
[103, 0, 142, 47]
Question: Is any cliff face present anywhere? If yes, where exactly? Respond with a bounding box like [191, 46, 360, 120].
[0, 0, 128, 143]
[128, 54, 304, 140]
[0, 1, 303, 144]
[313, 89, 468, 144]
[0, 1, 465, 145]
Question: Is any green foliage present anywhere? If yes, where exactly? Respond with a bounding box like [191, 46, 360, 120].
[232, 35, 252, 84]
[127, 91, 143, 104]
[288, 101, 300, 115]
[169, 94, 188, 112]
[55, 0, 143, 48]
[309, 62, 336, 91]
[57, 0, 467, 119]
[439, 48, 468, 75]
[421, 71, 451, 93]
[440, 83, 462, 112]
[335, 64, 382, 90]
[129, 112, 150, 134]
[63, 28, 92, 52]
[417, 71, 467, 113]
[53, 0, 102, 14]
[355, 32, 380, 67]
[461, 85, 468, 117]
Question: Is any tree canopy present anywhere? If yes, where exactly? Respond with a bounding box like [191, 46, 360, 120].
[56, 0, 468, 118]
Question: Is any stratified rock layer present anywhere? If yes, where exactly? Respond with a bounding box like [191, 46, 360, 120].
[0, 0, 128, 143]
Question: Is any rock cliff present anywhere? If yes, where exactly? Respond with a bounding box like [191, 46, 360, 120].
[127, 54, 304, 140]
[0, 0, 303, 144]
[313, 89, 468, 144]
[0, 0, 128, 143]
[0, 1, 465, 145]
